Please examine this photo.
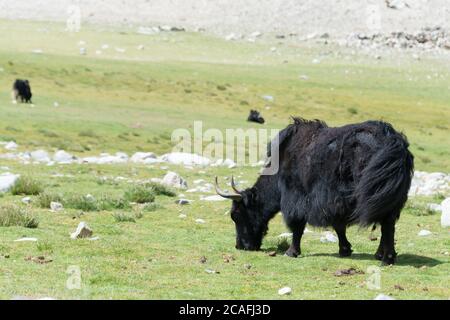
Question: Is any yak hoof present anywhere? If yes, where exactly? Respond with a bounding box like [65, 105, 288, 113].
[284, 248, 299, 258]
[374, 251, 384, 261]
[339, 247, 353, 257]
[381, 253, 396, 266]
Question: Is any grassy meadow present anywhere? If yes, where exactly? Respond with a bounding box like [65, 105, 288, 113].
[0, 19, 449, 299]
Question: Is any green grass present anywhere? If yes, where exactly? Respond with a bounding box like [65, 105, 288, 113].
[0, 204, 39, 228]
[10, 176, 44, 196]
[0, 20, 448, 300]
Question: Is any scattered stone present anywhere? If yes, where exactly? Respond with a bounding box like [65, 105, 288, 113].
[4, 141, 18, 150]
[268, 251, 277, 257]
[278, 232, 293, 238]
[320, 231, 338, 243]
[200, 195, 226, 202]
[418, 229, 432, 237]
[175, 199, 192, 205]
[14, 237, 38, 242]
[244, 263, 252, 269]
[70, 222, 93, 239]
[0, 173, 19, 192]
[441, 198, 450, 227]
[205, 269, 219, 274]
[199, 256, 207, 264]
[162, 171, 188, 189]
[30, 150, 51, 163]
[278, 287, 292, 295]
[21, 197, 31, 204]
[50, 202, 63, 212]
[53, 150, 75, 164]
[195, 219, 206, 224]
[261, 95, 274, 102]
[79, 47, 87, 55]
[179, 213, 187, 219]
[130, 152, 158, 164]
[394, 284, 405, 291]
[161, 152, 210, 166]
[222, 254, 235, 263]
[374, 294, 395, 300]
[428, 203, 442, 212]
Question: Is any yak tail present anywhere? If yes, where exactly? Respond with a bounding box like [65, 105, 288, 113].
[352, 135, 414, 227]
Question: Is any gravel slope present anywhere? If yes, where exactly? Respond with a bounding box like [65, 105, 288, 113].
[0, 0, 449, 37]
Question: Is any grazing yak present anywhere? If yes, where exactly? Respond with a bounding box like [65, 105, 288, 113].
[247, 110, 265, 124]
[12, 79, 32, 103]
[215, 118, 414, 265]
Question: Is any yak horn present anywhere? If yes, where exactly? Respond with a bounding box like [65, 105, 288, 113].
[215, 177, 242, 201]
[231, 176, 243, 194]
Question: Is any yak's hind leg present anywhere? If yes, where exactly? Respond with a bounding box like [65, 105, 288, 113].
[377, 216, 397, 265]
[333, 223, 353, 257]
[284, 217, 306, 258]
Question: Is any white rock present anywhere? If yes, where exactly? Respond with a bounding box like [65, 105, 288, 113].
[440, 198, 450, 227]
[374, 294, 395, 300]
[79, 47, 87, 55]
[130, 152, 158, 164]
[53, 150, 75, 164]
[162, 171, 188, 189]
[195, 219, 206, 224]
[30, 150, 50, 163]
[278, 287, 292, 295]
[4, 141, 18, 150]
[0, 173, 19, 192]
[278, 233, 293, 238]
[70, 222, 93, 239]
[137, 44, 145, 50]
[21, 197, 31, 204]
[200, 195, 226, 202]
[175, 199, 192, 205]
[261, 95, 274, 102]
[427, 203, 442, 212]
[418, 229, 432, 236]
[320, 231, 338, 243]
[160, 152, 210, 166]
[179, 214, 187, 219]
[50, 202, 63, 212]
[14, 237, 38, 242]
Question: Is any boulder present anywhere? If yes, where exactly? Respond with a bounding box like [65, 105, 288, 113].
[160, 152, 210, 166]
[130, 152, 158, 164]
[30, 150, 50, 163]
[50, 202, 63, 212]
[70, 222, 93, 239]
[441, 198, 450, 228]
[53, 150, 75, 164]
[162, 171, 188, 189]
[4, 141, 18, 150]
[0, 173, 19, 192]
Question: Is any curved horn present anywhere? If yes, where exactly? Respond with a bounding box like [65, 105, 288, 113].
[215, 177, 242, 201]
[231, 176, 243, 194]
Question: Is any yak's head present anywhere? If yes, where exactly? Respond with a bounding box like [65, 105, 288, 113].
[215, 176, 267, 251]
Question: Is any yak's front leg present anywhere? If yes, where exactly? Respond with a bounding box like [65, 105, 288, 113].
[333, 223, 353, 257]
[285, 218, 306, 258]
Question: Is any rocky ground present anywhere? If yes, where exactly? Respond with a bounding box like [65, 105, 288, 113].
[0, 0, 449, 52]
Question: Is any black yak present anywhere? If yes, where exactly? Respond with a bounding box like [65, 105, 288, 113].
[247, 110, 265, 124]
[12, 79, 32, 103]
[215, 118, 414, 265]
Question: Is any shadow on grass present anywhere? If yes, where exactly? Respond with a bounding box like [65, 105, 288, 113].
[302, 252, 444, 267]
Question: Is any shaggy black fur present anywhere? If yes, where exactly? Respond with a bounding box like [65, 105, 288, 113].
[247, 110, 265, 124]
[225, 118, 414, 265]
[13, 79, 32, 103]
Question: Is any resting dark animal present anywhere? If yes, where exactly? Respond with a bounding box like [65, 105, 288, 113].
[12, 79, 32, 103]
[216, 118, 414, 265]
[247, 110, 265, 124]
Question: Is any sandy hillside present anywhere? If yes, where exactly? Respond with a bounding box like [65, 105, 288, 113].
[0, 0, 449, 37]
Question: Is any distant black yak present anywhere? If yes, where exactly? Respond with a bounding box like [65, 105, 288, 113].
[247, 110, 265, 124]
[216, 118, 414, 265]
[12, 79, 32, 103]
